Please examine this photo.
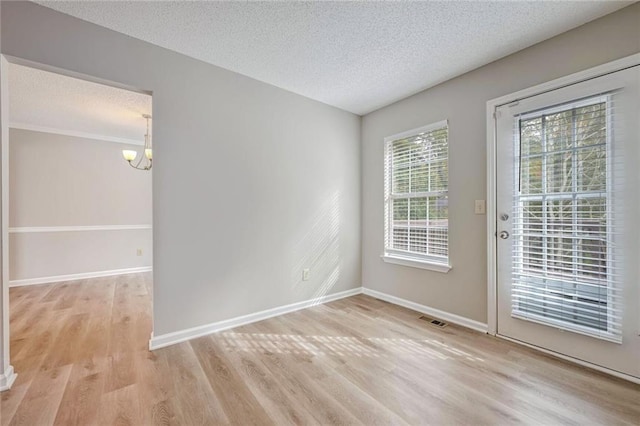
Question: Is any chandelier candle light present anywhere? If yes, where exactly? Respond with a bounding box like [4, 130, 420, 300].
[122, 114, 152, 171]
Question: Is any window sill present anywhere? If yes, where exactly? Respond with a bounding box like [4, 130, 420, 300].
[380, 254, 452, 273]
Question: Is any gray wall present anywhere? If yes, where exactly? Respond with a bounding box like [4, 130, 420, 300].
[9, 129, 152, 282]
[0, 2, 362, 336]
[361, 4, 640, 323]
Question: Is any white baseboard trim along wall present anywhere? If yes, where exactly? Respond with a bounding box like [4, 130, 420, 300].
[362, 288, 489, 333]
[149, 287, 364, 350]
[9, 266, 152, 287]
[0, 366, 17, 392]
[150, 286, 489, 350]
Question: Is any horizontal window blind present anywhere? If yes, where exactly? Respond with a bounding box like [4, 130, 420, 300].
[511, 94, 622, 342]
[384, 121, 449, 263]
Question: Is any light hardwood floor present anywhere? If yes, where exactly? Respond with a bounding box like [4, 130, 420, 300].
[2, 273, 639, 425]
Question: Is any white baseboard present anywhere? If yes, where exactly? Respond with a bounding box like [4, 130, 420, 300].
[149, 286, 491, 350]
[362, 288, 488, 333]
[149, 287, 364, 350]
[0, 365, 17, 392]
[9, 266, 152, 287]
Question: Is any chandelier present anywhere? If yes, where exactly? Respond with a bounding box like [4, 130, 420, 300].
[122, 114, 152, 171]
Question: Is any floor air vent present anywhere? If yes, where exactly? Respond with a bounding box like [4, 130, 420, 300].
[419, 315, 448, 328]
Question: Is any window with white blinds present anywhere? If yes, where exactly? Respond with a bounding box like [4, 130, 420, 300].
[384, 121, 449, 265]
[512, 94, 622, 342]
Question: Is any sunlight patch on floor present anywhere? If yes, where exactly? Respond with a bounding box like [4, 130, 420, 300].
[220, 331, 484, 362]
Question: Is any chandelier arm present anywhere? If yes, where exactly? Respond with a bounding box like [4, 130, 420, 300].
[133, 154, 143, 169]
[131, 140, 150, 170]
[127, 158, 152, 171]
[128, 160, 152, 171]
[123, 114, 152, 171]
[128, 160, 142, 170]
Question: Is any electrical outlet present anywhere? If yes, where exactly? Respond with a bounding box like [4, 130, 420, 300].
[474, 200, 486, 215]
[302, 268, 310, 281]
[136, 248, 143, 256]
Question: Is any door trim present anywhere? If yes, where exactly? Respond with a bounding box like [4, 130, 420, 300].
[486, 53, 640, 337]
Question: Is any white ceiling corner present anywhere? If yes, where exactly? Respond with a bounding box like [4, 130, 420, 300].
[9, 63, 152, 143]
[31, 1, 635, 115]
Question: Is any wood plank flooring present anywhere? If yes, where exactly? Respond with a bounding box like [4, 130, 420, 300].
[2, 273, 639, 425]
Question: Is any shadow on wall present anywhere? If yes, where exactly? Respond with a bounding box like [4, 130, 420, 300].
[290, 191, 341, 302]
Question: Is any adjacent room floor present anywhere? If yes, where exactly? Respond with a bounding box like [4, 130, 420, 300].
[2, 274, 639, 425]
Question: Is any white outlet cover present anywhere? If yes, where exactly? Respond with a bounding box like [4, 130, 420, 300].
[475, 200, 486, 215]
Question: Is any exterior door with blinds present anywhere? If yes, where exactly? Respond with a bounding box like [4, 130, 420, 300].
[495, 66, 640, 380]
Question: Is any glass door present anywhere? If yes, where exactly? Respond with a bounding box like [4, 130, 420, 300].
[496, 66, 640, 380]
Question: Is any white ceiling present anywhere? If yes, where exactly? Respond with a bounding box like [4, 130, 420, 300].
[9, 63, 152, 144]
[33, 1, 632, 115]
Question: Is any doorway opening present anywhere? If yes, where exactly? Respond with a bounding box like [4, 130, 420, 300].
[1, 57, 154, 393]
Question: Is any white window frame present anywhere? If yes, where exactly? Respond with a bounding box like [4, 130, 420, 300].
[510, 95, 619, 342]
[382, 120, 451, 273]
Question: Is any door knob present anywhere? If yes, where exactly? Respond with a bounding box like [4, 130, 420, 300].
[499, 231, 510, 239]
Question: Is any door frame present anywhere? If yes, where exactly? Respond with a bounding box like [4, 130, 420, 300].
[0, 53, 154, 391]
[485, 53, 640, 382]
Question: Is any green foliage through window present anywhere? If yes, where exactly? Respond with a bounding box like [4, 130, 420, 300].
[385, 123, 449, 260]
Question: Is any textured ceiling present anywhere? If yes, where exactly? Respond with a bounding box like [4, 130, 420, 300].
[9, 63, 152, 143]
[33, 1, 632, 115]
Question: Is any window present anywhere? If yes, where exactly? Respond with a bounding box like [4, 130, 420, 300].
[383, 120, 450, 271]
[512, 95, 619, 340]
